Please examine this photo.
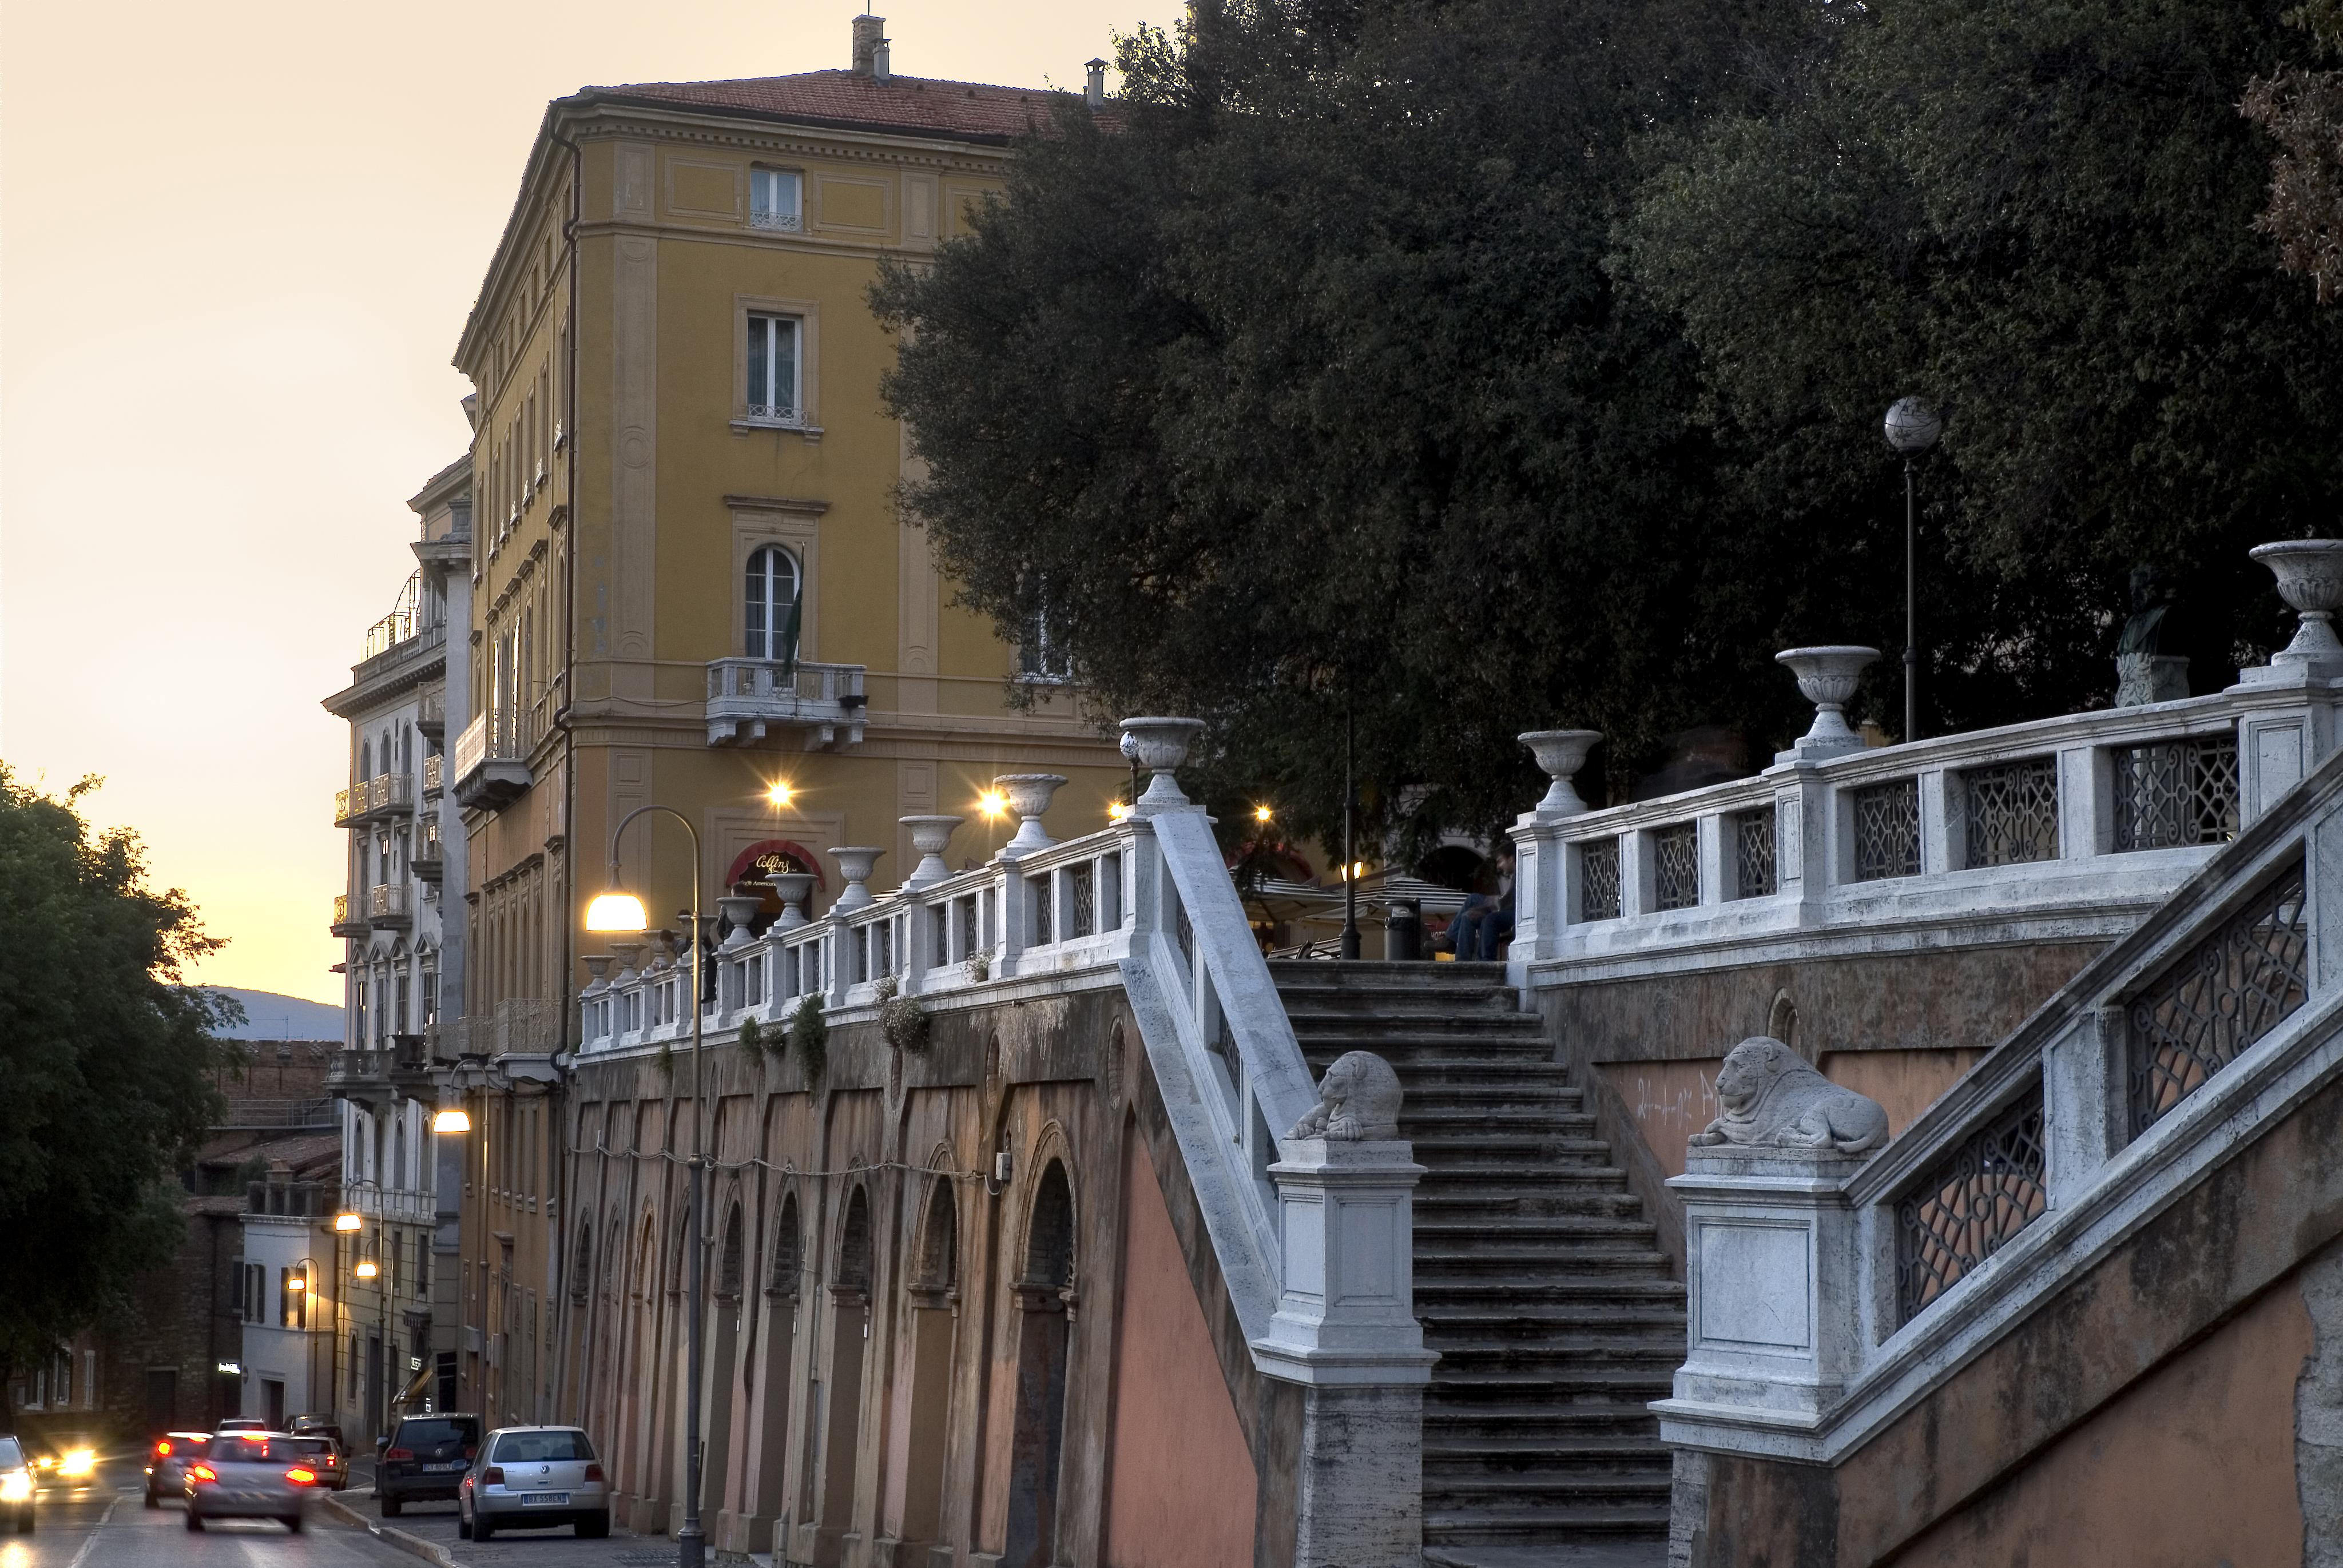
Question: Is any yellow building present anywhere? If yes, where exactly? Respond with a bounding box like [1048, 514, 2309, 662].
[442, 16, 1127, 1422]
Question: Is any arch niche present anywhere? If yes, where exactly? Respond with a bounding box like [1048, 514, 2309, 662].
[701, 1197, 748, 1522]
[1003, 1160, 1076, 1568]
[813, 1186, 874, 1556]
[749, 1192, 803, 1550]
[892, 1175, 959, 1549]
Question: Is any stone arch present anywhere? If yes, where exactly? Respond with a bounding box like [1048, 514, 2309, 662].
[814, 1183, 875, 1551]
[893, 1172, 961, 1549]
[834, 1184, 873, 1296]
[571, 1217, 594, 1303]
[771, 1191, 803, 1298]
[749, 1187, 805, 1541]
[914, 1175, 960, 1294]
[718, 1198, 746, 1300]
[1004, 1157, 1078, 1567]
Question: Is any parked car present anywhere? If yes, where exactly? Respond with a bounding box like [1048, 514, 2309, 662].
[213, 1418, 268, 1436]
[184, 1432, 322, 1533]
[288, 1416, 346, 1448]
[457, 1426, 610, 1541]
[375, 1412, 480, 1516]
[143, 1432, 211, 1507]
[0, 1435, 34, 1533]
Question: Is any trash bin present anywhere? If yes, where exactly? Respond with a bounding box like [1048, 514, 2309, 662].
[1385, 899, 1423, 961]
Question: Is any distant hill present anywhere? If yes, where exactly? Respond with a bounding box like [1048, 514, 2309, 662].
[194, 987, 345, 1042]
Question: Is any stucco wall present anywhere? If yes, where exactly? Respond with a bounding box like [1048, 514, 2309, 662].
[1101, 1131, 1258, 1566]
[1892, 1273, 2310, 1568]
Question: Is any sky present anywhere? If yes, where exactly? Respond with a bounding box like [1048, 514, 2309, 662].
[0, 0, 1150, 1006]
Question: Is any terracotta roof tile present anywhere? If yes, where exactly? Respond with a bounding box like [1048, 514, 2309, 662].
[582, 69, 1105, 142]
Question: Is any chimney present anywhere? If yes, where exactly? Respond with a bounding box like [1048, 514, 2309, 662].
[874, 39, 892, 82]
[1085, 57, 1107, 109]
[852, 13, 886, 75]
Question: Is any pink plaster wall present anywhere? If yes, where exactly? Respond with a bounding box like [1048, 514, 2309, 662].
[1600, 1049, 1986, 1180]
[1101, 1132, 1257, 1567]
[1891, 1275, 2312, 1568]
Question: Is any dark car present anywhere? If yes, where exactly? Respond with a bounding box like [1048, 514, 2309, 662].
[376, 1413, 481, 1515]
[144, 1432, 212, 1507]
[184, 1432, 321, 1533]
[288, 1416, 346, 1447]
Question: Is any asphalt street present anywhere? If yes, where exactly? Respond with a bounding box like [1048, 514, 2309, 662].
[1, 1456, 420, 1568]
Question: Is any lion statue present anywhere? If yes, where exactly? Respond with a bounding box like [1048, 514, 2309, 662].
[1287, 1050, 1404, 1141]
[1688, 1036, 1889, 1155]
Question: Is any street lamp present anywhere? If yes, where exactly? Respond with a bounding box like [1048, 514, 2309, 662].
[354, 1256, 386, 1444]
[587, 805, 710, 1568]
[1884, 397, 1943, 742]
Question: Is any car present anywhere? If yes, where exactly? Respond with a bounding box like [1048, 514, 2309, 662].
[375, 1412, 481, 1516]
[288, 1416, 346, 1447]
[0, 1435, 34, 1533]
[273, 1434, 346, 1493]
[213, 1418, 268, 1436]
[456, 1426, 610, 1541]
[183, 1432, 322, 1533]
[144, 1432, 212, 1507]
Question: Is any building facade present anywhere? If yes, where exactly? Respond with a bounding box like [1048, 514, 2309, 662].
[438, 15, 1131, 1428]
[323, 455, 474, 1442]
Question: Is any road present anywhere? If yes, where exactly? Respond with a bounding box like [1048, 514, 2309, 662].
[0, 1456, 420, 1568]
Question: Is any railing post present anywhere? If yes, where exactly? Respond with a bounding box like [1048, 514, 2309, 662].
[996, 863, 1028, 981]
[1621, 827, 1655, 919]
[1695, 813, 1727, 908]
[2044, 1005, 2125, 1205]
[1920, 767, 1955, 874]
[1765, 764, 1833, 907]
[2059, 743, 2111, 859]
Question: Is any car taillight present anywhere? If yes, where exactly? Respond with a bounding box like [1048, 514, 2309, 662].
[583, 1463, 605, 1483]
[190, 1464, 219, 1483]
[482, 1466, 505, 1486]
[154, 1439, 173, 1457]
[384, 1447, 414, 1462]
[285, 1467, 318, 1485]
[462, 1446, 477, 1459]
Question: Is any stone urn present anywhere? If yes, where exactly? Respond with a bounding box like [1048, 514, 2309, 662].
[995, 774, 1068, 855]
[607, 940, 646, 984]
[1517, 730, 1601, 818]
[648, 929, 680, 970]
[2250, 539, 2343, 671]
[1119, 717, 1206, 807]
[581, 954, 614, 993]
[1775, 646, 1879, 763]
[901, 815, 964, 888]
[770, 872, 816, 932]
[828, 847, 885, 912]
[717, 894, 764, 949]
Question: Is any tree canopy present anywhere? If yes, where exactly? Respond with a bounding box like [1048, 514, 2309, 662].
[0, 767, 238, 1372]
[877, 0, 2343, 862]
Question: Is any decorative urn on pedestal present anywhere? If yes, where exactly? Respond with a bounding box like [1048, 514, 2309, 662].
[900, 816, 964, 888]
[828, 847, 885, 912]
[769, 872, 815, 932]
[1118, 717, 1206, 808]
[581, 954, 614, 993]
[1517, 730, 1601, 818]
[2247, 539, 2343, 679]
[1774, 646, 1880, 763]
[716, 894, 764, 949]
[994, 775, 1068, 854]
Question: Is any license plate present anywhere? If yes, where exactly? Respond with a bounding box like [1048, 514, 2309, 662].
[519, 1491, 570, 1506]
[427, 1461, 464, 1471]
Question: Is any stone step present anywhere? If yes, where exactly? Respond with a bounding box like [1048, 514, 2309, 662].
[1423, 1506, 1673, 1543]
[1403, 1089, 1586, 1117]
[1415, 1164, 1635, 1190]
[1416, 1248, 1677, 1279]
[1429, 1472, 1673, 1505]
[1403, 1109, 1601, 1137]
[1422, 1406, 1666, 1442]
[1420, 1304, 1687, 1336]
[1425, 1374, 1676, 1407]
[1408, 1134, 1619, 1166]
[1416, 1215, 1658, 1244]
[1422, 1343, 1686, 1378]
[1415, 1278, 1684, 1307]
[1415, 1192, 1647, 1221]
[1424, 1436, 1673, 1474]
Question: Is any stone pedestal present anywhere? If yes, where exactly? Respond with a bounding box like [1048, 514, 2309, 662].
[1252, 1136, 1436, 1568]
[1660, 1148, 1865, 1430]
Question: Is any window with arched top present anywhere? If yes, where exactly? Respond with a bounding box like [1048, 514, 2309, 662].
[916, 1177, 959, 1292]
[745, 545, 802, 662]
[835, 1187, 872, 1294]
[718, 1201, 745, 1299]
[771, 1193, 801, 1299]
[359, 739, 372, 780]
[1024, 1161, 1075, 1290]
[571, 1221, 593, 1303]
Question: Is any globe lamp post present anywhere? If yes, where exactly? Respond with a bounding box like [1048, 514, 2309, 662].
[1884, 397, 1944, 741]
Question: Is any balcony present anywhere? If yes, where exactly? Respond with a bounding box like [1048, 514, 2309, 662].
[331, 894, 367, 938]
[328, 1034, 435, 1103]
[417, 691, 446, 738]
[333, 786, 363, 827]
[370, 772, 414, 818]
[414, 819, 444, 882]
[422, 754, 444, 798]
[705, 659, 869, 748]
[452, 710, 533, 810]
[368, 883, 411, 930]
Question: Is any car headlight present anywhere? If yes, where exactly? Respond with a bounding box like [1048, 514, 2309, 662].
[58, 1450, 97, 1478]
[1, 1469, 32, 1502]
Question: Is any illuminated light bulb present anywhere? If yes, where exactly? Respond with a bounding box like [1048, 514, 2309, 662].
[1254, 805, 1273, 823]
[978, 791, 1007, 818]
[1107, 802, 1132, 822]
[767, 781, 795, 807]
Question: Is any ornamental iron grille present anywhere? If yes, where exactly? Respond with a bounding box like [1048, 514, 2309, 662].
[1852, 779, 1922, 882]
[1654, 824, 1699, 910]
[1069, 862, 1097, 938]
[1029, 874, 1054, 945]
[2112, 737, 2240, 853]
[1734, 807, 1777, 899]
[2126, 857, 2309, 1137]
[1579, 838, 1622, 921]
[1894, 1086, 2050, 1324]
[1961, 757, 2060, 867]
[958, 895, 979, 960]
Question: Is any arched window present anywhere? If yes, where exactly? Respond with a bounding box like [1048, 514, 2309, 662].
[771, 1194, 801, 1299]
[745, 545, 801, 663]
[718, 1201, 745, 1299]
[359, 739, 372, 780]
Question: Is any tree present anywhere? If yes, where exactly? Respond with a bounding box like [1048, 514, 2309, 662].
[2245, 0, 2343, 301]
[1621, 0, 2343, 730]
[0, 767, 239, 1379]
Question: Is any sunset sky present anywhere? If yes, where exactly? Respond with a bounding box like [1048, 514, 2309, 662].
[0, 0, 1147, 1005]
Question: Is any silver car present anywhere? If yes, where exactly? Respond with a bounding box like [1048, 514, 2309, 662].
[144, 1432, 211, 1507]
[184, 1432, 321, 1532]
[458, 1426, 610, 1540]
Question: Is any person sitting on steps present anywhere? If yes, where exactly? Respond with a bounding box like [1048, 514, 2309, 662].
[1443, 843, 1515, 961]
